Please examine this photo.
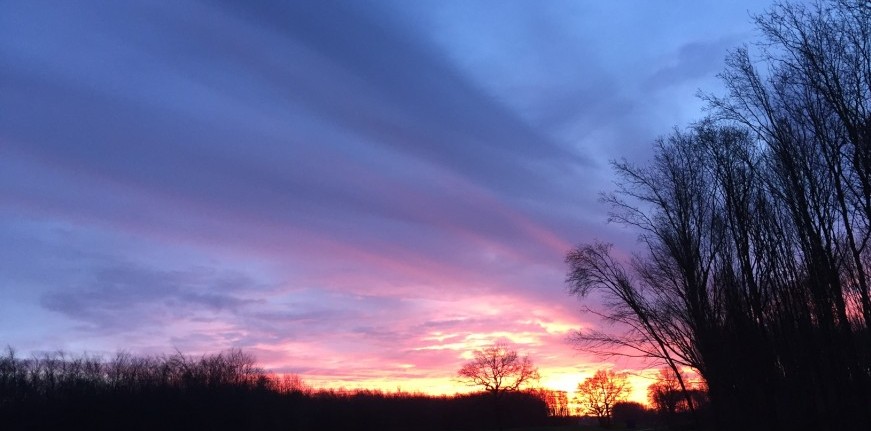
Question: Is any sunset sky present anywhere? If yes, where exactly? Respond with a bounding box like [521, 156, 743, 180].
[1, 0, 769, 402]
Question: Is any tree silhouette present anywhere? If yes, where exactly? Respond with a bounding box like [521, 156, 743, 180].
[457, 343, 539, 430]
[575, 369, 630, 428]
[457, 343, 539, 396]
[567, 2, 871, 429]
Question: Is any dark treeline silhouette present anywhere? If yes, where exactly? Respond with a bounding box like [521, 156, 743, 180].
[0, 347, 552, 430]
[567, 1, 871, 430]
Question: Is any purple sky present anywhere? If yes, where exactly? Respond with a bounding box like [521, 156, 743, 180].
[1, 0, 770, 396]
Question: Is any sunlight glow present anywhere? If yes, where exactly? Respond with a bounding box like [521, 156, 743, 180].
[301, 363, 657, 410]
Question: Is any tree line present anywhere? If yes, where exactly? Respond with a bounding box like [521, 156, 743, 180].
[1, 342, 691, 430]
[0, 347, 553, 430]
[567, 1, 871, 430]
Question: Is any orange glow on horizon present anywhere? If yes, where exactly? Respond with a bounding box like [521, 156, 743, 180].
[253, 319, 662, 410]
[296, 365, 657, 409]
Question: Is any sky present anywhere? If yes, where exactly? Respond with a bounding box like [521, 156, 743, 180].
[1, 0, 772, 402]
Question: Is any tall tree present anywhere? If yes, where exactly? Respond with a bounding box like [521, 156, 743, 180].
[570, 3, 871, 424]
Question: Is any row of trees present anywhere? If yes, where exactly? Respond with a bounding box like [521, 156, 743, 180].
[0, 342, 695, 429]
[567, 1, 871, 429]
[0, 347, 551, 430]
[5, 341, 671, 430]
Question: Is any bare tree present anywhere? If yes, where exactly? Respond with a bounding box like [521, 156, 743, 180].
[575, 369, 631, 428]
[568, 2, 871, 429]
[458, 343, 539, 430]
[457, 343, 539, 396]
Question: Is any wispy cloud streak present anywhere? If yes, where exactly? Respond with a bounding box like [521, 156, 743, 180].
[1, 0, 767, 394]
